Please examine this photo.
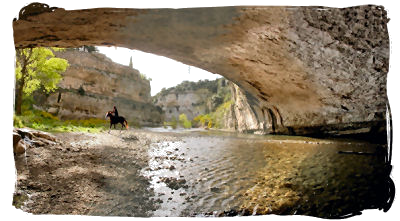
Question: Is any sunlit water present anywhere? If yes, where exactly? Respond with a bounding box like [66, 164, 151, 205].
[141, 128, 386, 217]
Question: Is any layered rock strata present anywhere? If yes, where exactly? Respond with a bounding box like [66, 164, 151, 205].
[34, 50, 163, 126]
[153, 79, 230, 121]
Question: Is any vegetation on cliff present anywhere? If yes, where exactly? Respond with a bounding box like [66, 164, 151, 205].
[193, 100, 233, 129]
[156, 78, 234, 129]
[153, 79, 222, 104]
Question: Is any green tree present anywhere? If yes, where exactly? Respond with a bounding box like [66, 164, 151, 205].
[15, 47, 69, 115]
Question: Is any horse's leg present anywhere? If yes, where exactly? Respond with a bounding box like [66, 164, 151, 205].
[109, 123, 112, 133]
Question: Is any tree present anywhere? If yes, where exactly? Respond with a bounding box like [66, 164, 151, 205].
[15, 47, 69, 115]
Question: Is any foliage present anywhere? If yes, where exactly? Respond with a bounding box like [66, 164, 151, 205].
[78, 85, 85, 96]
[193, 114, 213, 128]
[210, 100, 233, 128]
[178, 113, 192, 129]
[15, 47, 69, 115]
[13, 110, 108, 133]
[193, 100, 233, 129]
[155, 77, 234, 130]
[154, 78, 224, 99]
[15, 47, 68, 95]
[139, 72, 152, 81]
[163, 116, 178, 129]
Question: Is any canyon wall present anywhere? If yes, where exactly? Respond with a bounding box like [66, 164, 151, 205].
[153, 79, 230, 121]
[14, 4, 390, 137]
[34, 50, 163, 126]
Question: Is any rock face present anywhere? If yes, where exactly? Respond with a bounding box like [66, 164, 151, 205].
[13, 5, 390, 137]
[153, 79, 230, 121]
[34, 50, 163, 126]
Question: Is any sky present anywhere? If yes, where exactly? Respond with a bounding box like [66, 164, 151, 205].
[97, 46, 221, 96]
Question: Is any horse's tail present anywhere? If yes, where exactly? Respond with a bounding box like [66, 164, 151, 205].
[124, 120, 129, 129]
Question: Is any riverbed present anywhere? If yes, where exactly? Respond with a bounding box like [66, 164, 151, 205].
[13, 128, 387, 218]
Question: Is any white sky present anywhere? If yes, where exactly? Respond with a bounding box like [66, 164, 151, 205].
[97, 46, 220, 96]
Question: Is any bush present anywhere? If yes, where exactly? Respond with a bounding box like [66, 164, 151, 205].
[179, 113, 192, 129]
[13, 115, 24, 128]
[163, 116, 179, 129]
[193, 114, 212, 128]
[193, 100, 233, 129]
[170, 116, 178, 129]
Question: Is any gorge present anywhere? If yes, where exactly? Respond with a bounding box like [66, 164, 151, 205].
[11, 3, 394, 218]
[13, 4, 390, 139]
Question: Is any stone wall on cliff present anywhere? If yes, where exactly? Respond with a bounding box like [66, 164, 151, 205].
[14, 5, 390, 136]
[34, 50, 163, 126]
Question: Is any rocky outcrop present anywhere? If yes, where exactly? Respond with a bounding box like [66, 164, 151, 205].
[227, 83, 386, 138]
[13, 128, 58, 155]
[153, 79, 230, 121]
[34, 50, 163, 126]
[223, 84, 278, 134]
[13, 5, 389, 137]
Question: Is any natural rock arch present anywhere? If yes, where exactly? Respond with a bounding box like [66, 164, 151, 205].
[13, 3, 390, 136]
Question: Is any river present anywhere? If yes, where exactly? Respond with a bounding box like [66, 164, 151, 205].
[140, 127, 387, 217]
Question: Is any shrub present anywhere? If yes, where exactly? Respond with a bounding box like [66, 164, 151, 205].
[170, 116, 178, 129]
[179, 113, 192, 129]
[13, 115, 24, 128]
[193, 114, 212, 128]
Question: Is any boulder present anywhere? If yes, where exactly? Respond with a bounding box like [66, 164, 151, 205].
[14, 140, 26, 155]
[30, 130, 57, 142]
[13, 132, 22, 146]
[17, 128, 33, 139]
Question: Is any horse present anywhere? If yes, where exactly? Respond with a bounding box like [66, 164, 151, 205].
[105, 111, 129, 131]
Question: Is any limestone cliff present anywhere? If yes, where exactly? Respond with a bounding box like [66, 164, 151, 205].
[153, 79, 230, 121]
[34, 50, 163, 126]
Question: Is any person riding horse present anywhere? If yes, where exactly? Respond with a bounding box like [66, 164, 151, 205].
[105, 106, 128, 131]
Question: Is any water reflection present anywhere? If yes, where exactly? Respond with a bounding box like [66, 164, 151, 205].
[142, 128, 386, 217]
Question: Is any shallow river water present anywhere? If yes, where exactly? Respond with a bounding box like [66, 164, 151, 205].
[140, 128, 387, 218]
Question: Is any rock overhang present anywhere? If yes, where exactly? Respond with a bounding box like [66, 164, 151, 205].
[13, 3, 390, 137]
